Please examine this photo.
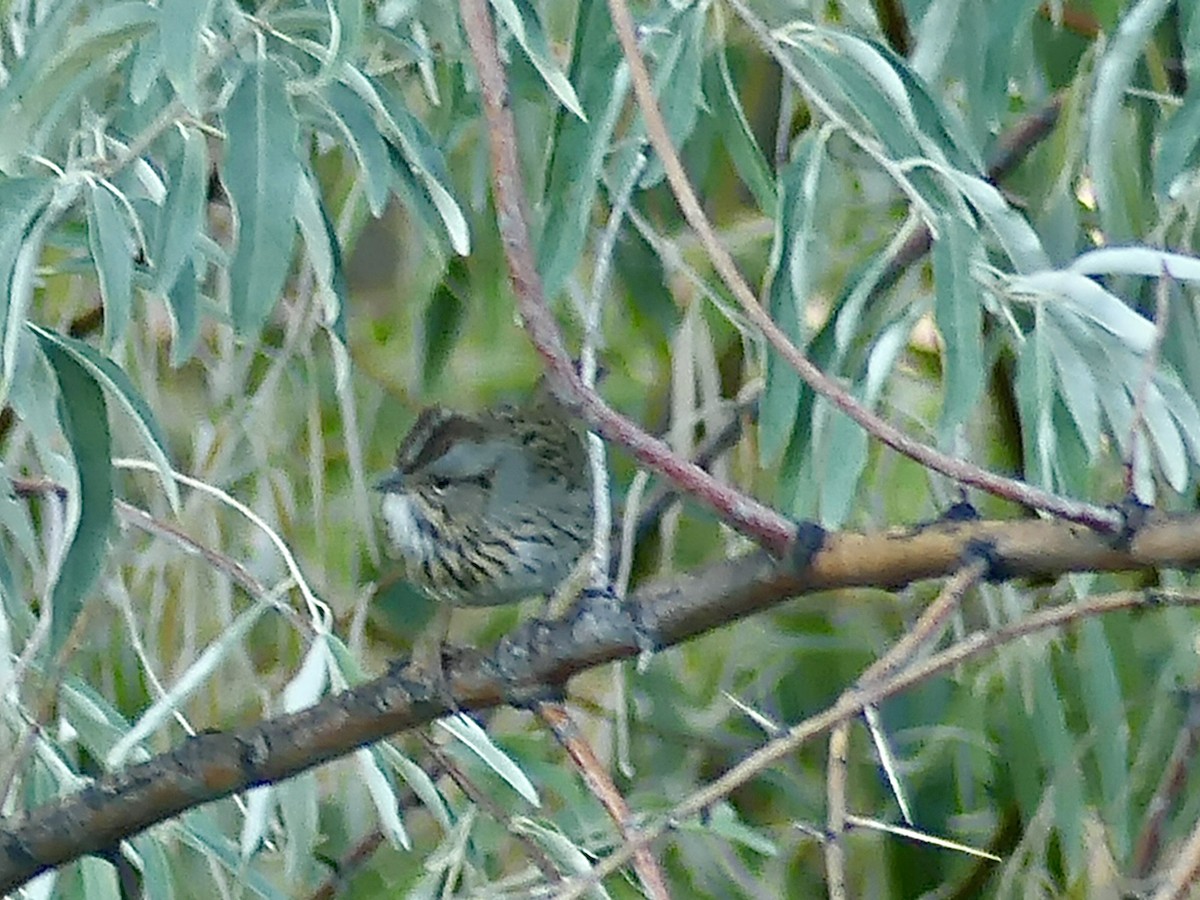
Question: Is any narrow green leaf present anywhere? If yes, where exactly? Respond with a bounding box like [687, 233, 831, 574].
[1088, 0, 1172, 240]
[86, 183, 135, 345]
[130, 834, 176, 900]
[370, 76, 470, 256]
[1155, 83, 1200, 197]
[0, 178, 55, 398]
[489, 0, 585, 120]
[179, 810, 291, 899]
[376, 742, 452, 832]
[626, 4, 705, 188]
[760, 132, 828, 468]
[0, 3, 157, 169]
[355, 748, 410, 849]
[1077, 618, 1130, 859]
[154, 127, 208, 296]
[108, 599, 271, 766]
[819, 404, 869, 528]
[538, 0, 627, 297]
[1140, 381, 1188, 492]
[60, 678, 137, 763]
[942, 169, 1049, 273]
[933, 213, 983, 430]
[1016, 316, 1055, 486]
[165, 258, 201, 366]
[223, 59, 300, 334]
[437, 713, 540, 806]
[1010, 270, 1155, 353]
[293, 170, 348, 342]
[1070, 246, 1200, 282]
[704, 51, 776, 217]
[422, 264, 468, 389]
[1043, 322, 1102, 457]
[1030, 660, 1085, 876]
[27, 324, 180, 514]
[323, 81, 393, 216]
[34, 334, 113, 656]
[159, 0, 215, 112]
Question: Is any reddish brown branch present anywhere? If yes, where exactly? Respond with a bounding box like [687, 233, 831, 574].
[538, 702, 671, 899]
[648, 0, 1120, 532]
[457, 0, 798, 555]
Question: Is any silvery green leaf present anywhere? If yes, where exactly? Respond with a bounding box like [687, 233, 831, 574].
[1088, 0, 1172, 240]
[130, 834, 175, 900]
[1010, 270, 1154, 353]
[489, 0, 584, 120]
[33, 330, 114, 656]
[1069, 246, 1200, 282]
[942, 169, 1049, 273]
[537, 0, 626, 297]
[280, 773, 318, 879]
[223, 59, 301, 334]
[1140, 380, 1188, 492]
[436, 712, 540, 806]
[511, 817, 611, 893]
[376, 742, 452, 831]
[356, 747, 410, 849]
[323, 81, 393, 216]
[760, 132, 828, 467]
[819, 403, 868, 528]
[341, 67, 469, 255]
[1155, 372, 1200, 463]
[107, 599, 271, 767]
[59, 678, 141, 763]
[282, 634, 330, 713]
[293, 171, 347, 340]
[1043, 322, 1102, 457]
[153, 128, 208, 297]
[29, 325, 180, 514]
[240, 786, 274, 859]
[85, 183, 135, 345]
[159, 0, 215, 112]
[178, 810, 289, 899]
[706, 48, 776, 215]
[679, 801, 779, 855]
[933, 213, 983, 429]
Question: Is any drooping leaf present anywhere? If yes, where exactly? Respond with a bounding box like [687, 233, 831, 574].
[293, 170, 348, 342]
[33, 332, 114, 656]
[323, 81, 394, 217]
[933, 213, 983, 431]
[223, 59, 301, 335]
[154, 127, 208, 297]
[28, 325, 180, 513]
[489, 0, 585, 120]
[158, 0, 215, 112]
[85, 183, 136, 346]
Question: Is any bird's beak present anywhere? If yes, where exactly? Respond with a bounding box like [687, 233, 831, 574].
[374, 470, 405, 493]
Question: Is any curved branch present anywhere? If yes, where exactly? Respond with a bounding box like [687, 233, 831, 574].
[3, 510, 1200, 893]
[457, 0, 799, 555]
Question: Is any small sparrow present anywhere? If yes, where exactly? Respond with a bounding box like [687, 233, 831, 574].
[376, 390, 593, 675]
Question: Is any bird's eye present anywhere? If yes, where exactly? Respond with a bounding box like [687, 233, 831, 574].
[430, 476, 452, 491]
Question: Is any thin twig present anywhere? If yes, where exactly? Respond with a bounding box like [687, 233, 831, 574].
[1132, 693, 1200, 878]
[537, 702, 671, 899]
[825, 722, 850, 900]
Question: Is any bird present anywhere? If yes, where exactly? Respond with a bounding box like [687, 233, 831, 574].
[375, 388, 594, 678]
